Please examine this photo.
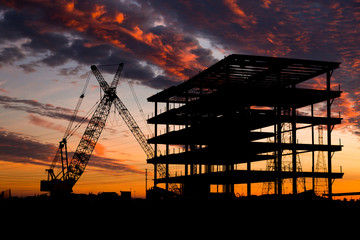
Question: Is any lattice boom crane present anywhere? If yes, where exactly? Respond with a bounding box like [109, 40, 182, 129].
[40, 64, 123, 194]
[41, 63, 178, 195]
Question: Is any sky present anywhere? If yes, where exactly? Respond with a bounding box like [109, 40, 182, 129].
[0, 0, 360, 198]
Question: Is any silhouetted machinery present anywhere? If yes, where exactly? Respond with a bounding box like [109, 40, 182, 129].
[40, 64, 163, 195]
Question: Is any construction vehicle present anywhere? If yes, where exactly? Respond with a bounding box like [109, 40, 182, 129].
[41, 64, 176, 196]
[40, 64, 123, 194]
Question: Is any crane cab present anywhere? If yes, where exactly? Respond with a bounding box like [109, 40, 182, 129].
[40, 179, 74, 195]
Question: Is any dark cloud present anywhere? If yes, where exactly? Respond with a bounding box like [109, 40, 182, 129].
[0, 95, 77, 121]
[0, 8, 29, 43]
[0, 128, 143, 174]
[0, 46, 25, 66]
[149, 0, 360, 60]
[22, 32, 70, 53]
[41, 52, 69, 67]
[18, 62, 38, 73]
[88, 155, 144, 174]
[144, 75, 177, 89]
[0, 128, 56, 166]
[58, 65, 84, 77]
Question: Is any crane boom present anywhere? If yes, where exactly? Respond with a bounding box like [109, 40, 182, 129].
[67, 94, 113, 182]
[90, 65, 154, 158]
[113, 96, 177, 192]
[91, 63, 124, 91]
[91, 65, 179, 193]
[113, 96, 154, 158]
[111, 63, 124, 88]
[91, 65, 110, 92]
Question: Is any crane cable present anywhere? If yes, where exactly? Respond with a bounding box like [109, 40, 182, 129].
[66, 98, 100, 140]
[63, 71, 91, 140]
[125, 71, 153, 137]
[49, 72, 92, 170]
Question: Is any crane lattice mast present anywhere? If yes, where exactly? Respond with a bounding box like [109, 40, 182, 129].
[315, 125, 328, 195]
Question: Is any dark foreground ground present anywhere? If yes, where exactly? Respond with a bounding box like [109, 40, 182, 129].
[2, 193, 360, 234]
[2, 192, 360, 212]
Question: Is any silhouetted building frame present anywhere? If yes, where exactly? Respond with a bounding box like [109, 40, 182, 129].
[147, 54, 343, 199]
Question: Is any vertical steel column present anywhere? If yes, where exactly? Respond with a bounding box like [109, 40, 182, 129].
[327, 70, 333, 199]
[276, 106, 282, 195]
[292, 84, 297, 194]
[185, 90, 189, 177]
[275, 67, 282, 195]
[154, 101, 158, 187]
[224, 56, 229, 194]
[274, 118, 278, 194]
[311, 104, 315, 191]
[247, 160, 251, 196]
[165, 100, 169, 191]
[247, 106, 251, 196]
[199, 80, 203, 176]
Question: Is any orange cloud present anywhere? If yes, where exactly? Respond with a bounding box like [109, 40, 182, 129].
[262, 0, 271, 8]
[91, 4, 106, 20]
[94, 142, 106, 156]
[65, 1, 74, 12]
[65, 19, 88, 32]
[1, 0, 212, 82]
[223, 0, 257, 29]
[0, 88, 8, 93]
[115, 12, 125, 24]
[50, 2, 206, 79]
[224, 0, 247, 17]
[336, 92, 359, 126]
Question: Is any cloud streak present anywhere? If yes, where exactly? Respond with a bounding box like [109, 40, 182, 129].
[0, 128, 143, 174]
[0, 94, 77, 121]
[28, 114, 67, 133]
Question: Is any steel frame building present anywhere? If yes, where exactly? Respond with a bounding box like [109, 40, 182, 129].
[147, 54, 343, 199]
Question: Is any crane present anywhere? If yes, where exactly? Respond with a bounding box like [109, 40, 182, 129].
[41, 63, 179, 196]
[40, 64, 124, 194]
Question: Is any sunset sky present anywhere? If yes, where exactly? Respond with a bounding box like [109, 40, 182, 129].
[1, 0, 360, 198]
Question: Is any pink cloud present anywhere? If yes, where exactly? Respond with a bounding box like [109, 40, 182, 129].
[28, 114, 66, 133]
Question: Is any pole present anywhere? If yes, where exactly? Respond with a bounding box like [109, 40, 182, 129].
[145, 168, 147, 197]
[327, 70, 333, 199]
[154, 102, 158, 187]
[292, 83, 297, 195]
[311, 104, 315, 191]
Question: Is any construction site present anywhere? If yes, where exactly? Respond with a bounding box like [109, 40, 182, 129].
[146, 54, 343, 199]
[39, 54, 344, 201]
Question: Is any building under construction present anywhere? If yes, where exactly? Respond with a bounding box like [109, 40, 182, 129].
[146, 54, 343, 199]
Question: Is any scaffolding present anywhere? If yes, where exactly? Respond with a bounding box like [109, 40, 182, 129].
[315, 125, 328, 196]
[146, 54, 343, 199]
